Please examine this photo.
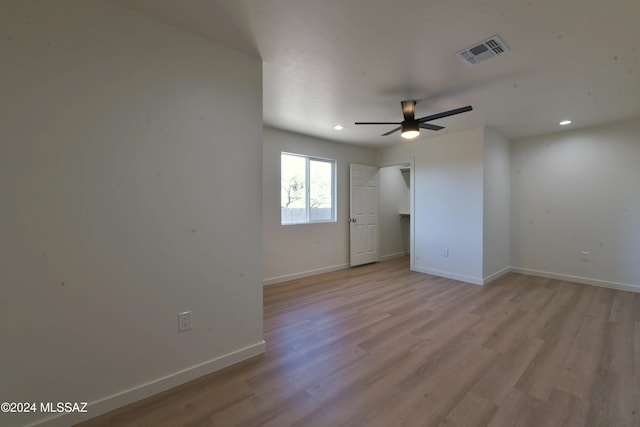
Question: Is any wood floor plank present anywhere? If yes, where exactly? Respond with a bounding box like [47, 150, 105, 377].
[584, 369, 635, 427]
[486, 388, 546, 427]
[531, 388, 589, 427]
[489, 387, 589, 427]
[513, 333, 573, 402]
[76, 257, 638, 427]
[601, 319, 635, 376]
[352, 332, 495, 427]
[298, 340, 427, 427]
[634, 321, 640, 426]
[438, 392, 498, 427]
[557, 300, 610, 399]
[610, 290, 635, 323]
[508, 274, 557, 313]
[632, 294, 640, 322]
[209, 388, 319, 427]
[397, 345, 497, 426]
[245, 343, 368, 397]
[473, 305, 528, 348]
[471, 335, 544, 404]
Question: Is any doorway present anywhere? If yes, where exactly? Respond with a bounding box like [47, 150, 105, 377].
[378, 160, 414, 268]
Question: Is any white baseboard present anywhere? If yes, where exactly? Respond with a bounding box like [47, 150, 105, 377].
[265, 260, 639, 294]
[263, 263, 349, 286]
[510, 267, 640, 294]
[30, 340, 266, 427]
[482, 267, 512, 285]
[380, 252, 408, 262]
[409, 264, 637, 293]
[411, 265, 484, 286]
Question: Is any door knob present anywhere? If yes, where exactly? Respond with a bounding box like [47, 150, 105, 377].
[350, 218, 357, 223]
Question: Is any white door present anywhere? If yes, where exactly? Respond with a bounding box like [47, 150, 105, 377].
[350, 163, 380, 266]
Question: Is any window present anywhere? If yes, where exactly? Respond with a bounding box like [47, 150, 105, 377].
[281, 152, 336, 224]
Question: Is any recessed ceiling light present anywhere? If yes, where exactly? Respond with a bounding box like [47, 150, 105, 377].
[559, 120, 572, 126]
[333, 124, 344, 131]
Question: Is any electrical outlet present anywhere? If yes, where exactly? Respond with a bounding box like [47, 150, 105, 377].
[178, 311, 192, 332]
[580, 251, 590, 262]
[443, 248, 449, 257]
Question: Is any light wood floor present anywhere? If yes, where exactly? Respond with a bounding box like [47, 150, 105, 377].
[77, 257, 639, 426]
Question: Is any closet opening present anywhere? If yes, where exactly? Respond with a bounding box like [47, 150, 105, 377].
[378, 160, 414, 269]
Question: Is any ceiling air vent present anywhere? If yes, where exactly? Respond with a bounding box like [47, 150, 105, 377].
[457, 35, 509, 66]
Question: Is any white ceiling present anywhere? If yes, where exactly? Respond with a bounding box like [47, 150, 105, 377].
[112, 0, 640, 147]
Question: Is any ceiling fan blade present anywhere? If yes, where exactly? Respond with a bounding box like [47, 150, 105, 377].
[420, 123, 444, 131]
[354, 121, 402, 125]
[382, 126, 402, 136]
[418, 106, 473, 123]
[401, 100, 416, 121]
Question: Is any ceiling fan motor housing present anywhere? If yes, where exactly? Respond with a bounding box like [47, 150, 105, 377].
[402, 120, 419, 133]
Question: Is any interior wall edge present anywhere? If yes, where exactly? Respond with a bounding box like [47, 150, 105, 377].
[482, 267, 512, 285]
[411, 265, 484, 286]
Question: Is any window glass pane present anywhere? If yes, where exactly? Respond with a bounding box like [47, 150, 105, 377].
[281, 152, 336, 225]
[309, 159, 333, 221]
[281, 153, 307, 224]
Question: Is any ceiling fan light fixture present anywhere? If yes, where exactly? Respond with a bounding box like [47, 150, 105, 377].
[354, 101, 471, 137]
[401, 121, 420, 139]
[401, 130, 419, 139]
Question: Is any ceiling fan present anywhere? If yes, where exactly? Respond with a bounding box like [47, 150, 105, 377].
[355, 100, 473, 139]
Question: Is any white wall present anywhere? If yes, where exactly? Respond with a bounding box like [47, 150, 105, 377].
[511, 119, 640, 291]
[0, 2, 264, 426]
[483, 128, 511, 281]
[263, 127, 375, 284]
[377, 128, 485, 284]
[379, 165, 410, 259]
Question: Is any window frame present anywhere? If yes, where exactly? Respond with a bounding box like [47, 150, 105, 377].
[280, 152, 337, 225]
